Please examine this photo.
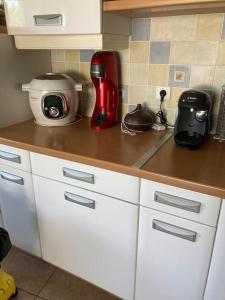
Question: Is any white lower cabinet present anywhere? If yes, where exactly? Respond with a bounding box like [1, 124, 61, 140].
[135, 207, 216, 300]
[0, 164, 41, 257]
[33, 175, 138, 300]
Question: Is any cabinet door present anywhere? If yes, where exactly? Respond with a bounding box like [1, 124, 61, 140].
[0, 164, 41, 257]
[33, 175, 138, 300]
[136, 207, 216, 300]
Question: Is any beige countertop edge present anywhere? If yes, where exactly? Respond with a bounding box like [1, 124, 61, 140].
[1, 137, 225, 199]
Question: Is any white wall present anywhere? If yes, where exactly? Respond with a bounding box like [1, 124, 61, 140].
[0, 34, 51, 128]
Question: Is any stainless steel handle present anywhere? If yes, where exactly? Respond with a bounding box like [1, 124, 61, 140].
[63, 167, 94, 184]
[34, 14, 62, 26]
[0, 150, 21, 164]
[64, 192, 95, 209]
[155, 191, 201, 213]
[152, 219, 197, 242]
[0, 171, 24, 185]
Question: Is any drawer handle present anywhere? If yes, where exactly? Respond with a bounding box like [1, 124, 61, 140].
[0, 150, 21, 164]
[152, 219, 197, 242]
[154, 191, 201, 213]
[64, 192, 95, 209]
[63, 167, 94, 184]
[34, 14, 62, 26]
[0, 171, 24, 185]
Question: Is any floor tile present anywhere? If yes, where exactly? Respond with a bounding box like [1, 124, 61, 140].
[39, 269, 121, 300]
[2, 248, 55, 295]
[14, 289, 36, 300]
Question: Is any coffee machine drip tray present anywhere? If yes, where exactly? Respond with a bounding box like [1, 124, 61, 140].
[175, 131, 205, 149]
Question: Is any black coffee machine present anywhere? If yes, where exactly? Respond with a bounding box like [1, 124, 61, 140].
[174, 90, 211, 149]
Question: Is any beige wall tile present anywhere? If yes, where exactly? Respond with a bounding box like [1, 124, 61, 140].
[65, 50, 80, 62]
[151, 17, 173, 41]
[51, 50, 65, 62]
[147, 85, 158, 107]
[217, 41, 225, 65]
[170, 41, 193, 65]
[196, 14, 223, 41]
[129, 85, 148, 104]
[190, 66, 214, 89]
[172, 15, 197, 41]
[117, 48, 130, 64]
[80, 63, 91, 80]
[52, 62, 65, 73]
[149, 65, 169, 86]
[130, 63, 149, 85]
[130, 42, 149, 63]
[121, 104, 128, 120]
[166, 87, 185, 109]
[192, 41, 218, 65]
[65, 63, 80, 81]
[120, 63, 129, 85]
[213, 66, 225, 90]
[166, 108, 177, 125]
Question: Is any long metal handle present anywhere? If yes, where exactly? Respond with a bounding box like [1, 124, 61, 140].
[63, 167, 94, 184]
[34, 14, 62, 26]
[0, 171, 24, 185]
[64, 192, 95, 209]
[155, 191, 201, 213]
[0, 150, 21, 164]
[152, 219, 197, 242]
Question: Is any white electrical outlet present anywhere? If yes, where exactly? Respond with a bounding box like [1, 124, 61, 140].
[155, 87, 171, 100]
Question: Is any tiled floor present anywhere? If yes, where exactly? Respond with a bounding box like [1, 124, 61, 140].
[2, 247, 120, 300]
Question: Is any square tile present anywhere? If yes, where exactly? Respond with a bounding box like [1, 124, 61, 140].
[147, 85, 158, 108]
[129, 85, 148, 104]
[65, 63, 80, 81]
[192, 41, 218, 65]
[80, 63, 91, 80]
[150, 42, 170, 64]
[119, 63, 129, 85]
[119, 84, 128, 103]
[51, 62, 65, 73]
[217, 41, 225, 65]
[213, 66, 225, 90]
[150, 17, 173, 41]
[190, 66, 214, 90]
[80, 50, 95, 62]
[170, 41, 193, 65]
[130, 63, 149, 85]
[131, 18, 151, 41]
[166, 108, 177, 126]
[117, 48, 130, 64]
[148, 64, 169, 86]
[39, 269, 120, 300]
[51, 50, 65, 62]
[169, 65, 190, 88]
[166, 87, 185, 109]
[65, 50, 80, 62]
[2, 248, 55, 295]
[196, 14, 223, 41]
[130, 42, 149, 63]
[172, 15, 197, 41]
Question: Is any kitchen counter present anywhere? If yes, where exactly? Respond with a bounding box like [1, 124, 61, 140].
[0, 118, 224, 198]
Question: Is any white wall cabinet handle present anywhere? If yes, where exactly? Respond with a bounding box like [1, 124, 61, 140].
[152, 219, 197, 242]
[34, 14, 62, 26]
[0, 171, 24, 185]
[64, 192, 95, 209]
[0, 150, 21, 164]
[154, 191, 201, 213]
[63, 167, 94, 184]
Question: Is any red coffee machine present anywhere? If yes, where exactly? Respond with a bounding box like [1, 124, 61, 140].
[90, 51, 119, 130]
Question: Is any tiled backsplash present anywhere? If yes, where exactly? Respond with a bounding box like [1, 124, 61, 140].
[51, 13, 225, 127]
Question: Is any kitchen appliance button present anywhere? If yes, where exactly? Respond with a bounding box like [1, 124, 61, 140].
[49, 107, 60, 118]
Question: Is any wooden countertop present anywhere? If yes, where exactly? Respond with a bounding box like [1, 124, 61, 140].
[0, 118, 224, 198]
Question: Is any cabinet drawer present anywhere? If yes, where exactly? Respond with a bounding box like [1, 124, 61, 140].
[30, 152, 139, 203]
[33, 175, 138, 300]
[140, 179, 221, 227]
[0, 144, 31, 172]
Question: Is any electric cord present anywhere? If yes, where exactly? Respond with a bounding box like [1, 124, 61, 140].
[156, 89, 167, 125]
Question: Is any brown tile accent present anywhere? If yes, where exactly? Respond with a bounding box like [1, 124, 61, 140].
[39, 269, 121, 300]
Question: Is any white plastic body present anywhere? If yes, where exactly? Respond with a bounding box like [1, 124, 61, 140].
[33, 175, 138, 300]
[0, 164, 41, 257]
[204, 200, 225, 300]
[135, 206, 216, 300]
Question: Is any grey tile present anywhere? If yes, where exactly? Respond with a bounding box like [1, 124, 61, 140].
[131, 18, 151, 41]
[169, 65, 191, 88]
[39, 269, 120, 300]
[221, 18, 225, 39]
[80, 50, 95, 62]
[14, 289, 36, 300]
[119, 84, 128, 103]
[2, 248, 55, 295]
[150, 42, 170, 64]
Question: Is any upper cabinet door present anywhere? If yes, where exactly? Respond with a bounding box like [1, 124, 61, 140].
[4, 0, 102, 35]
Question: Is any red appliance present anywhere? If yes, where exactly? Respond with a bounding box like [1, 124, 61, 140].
[90, 51, 119, 130]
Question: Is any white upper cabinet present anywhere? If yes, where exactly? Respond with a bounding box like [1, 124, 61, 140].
[3, 0, 131, 49]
